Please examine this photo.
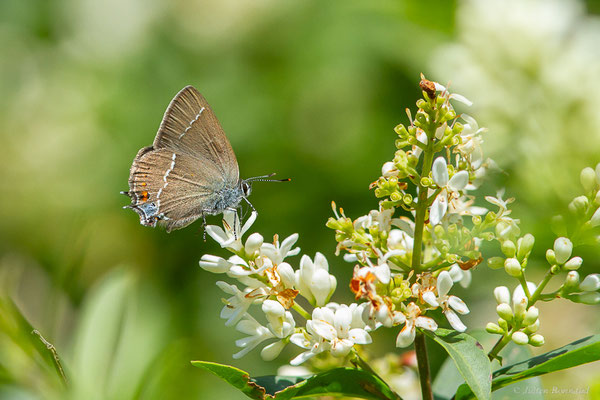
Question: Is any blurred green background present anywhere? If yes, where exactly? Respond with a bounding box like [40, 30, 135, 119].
[1, 0, 600, 398]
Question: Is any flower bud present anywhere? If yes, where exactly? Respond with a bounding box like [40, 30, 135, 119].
[596, 192, 600, 206]
[517, 234, 535, 260]
[563, 271, 580, 291]
[590, 207, 600, 227]
[579, 274, 600, 292]
[277, 263, 296, 288]
[381, 161, 397, 177]
[570, 292, 600, 305]
[513, 297, 528, 320]
[596, 162, 600, 185]
[529, 334, 545, 347]
[245, 233, 264, 254]
[261, 341, 286, 361]
[553, 237, 573, 265]
[511, 331, 529, 345]
[524, 319, 540, 334]
[494, 286, 511, 305]
[564, 256, 583, 271]
[485, 323, 504, 335]
[580, 167, 597, 192]
[496, 303, 513, 321]
[545, 249, 556, 265]
[498, 318, 508, 330]
[199, 254, 232, 273]
[487, 257, 505, 270]
[523, 306, 539, 326]
[501, 241, 516, 258]
[504, 258, 522, 277]
[432, 157, 449, 187]
[568, 196, 588, 216]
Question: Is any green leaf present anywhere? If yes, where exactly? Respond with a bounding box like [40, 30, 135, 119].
[455, 334, 600, 399]
[192, 361, 402, 400]
[424, 328, 491, 400]
[191, 361, 266, 400]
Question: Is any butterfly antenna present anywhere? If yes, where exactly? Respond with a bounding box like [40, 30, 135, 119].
[246, 173, 291, 183]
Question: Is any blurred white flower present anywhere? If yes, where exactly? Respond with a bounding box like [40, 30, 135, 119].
[233, 316, 275, 359]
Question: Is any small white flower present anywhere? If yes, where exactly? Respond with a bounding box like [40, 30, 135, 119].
[512, 282, 537, 311]
[485, 189, 513, 212]
[436, 271, 469, 332]
[430, 157, 470, 226]
[233, 315, 275, 359]
[295, 253, 337, 306]
[245, 233, 264, 254]
[449, 264, 472, 288]
[262, 300, 295, 338]
[290, 305, 372, 364]
[260, 233, 301, 264]
[382, 161, 399, 178]
[216, 281, 265, 327]
[433, 82, 473, 106]
[396, 303, 438, 348]
[206, 210, 257, 252]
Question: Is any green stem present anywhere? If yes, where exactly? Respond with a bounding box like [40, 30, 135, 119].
[415, 331, 434, 400]
[488, 333, 512, 362]
[292, 302, 311, 320]
[411, 147, 434, 273]
[517, 274, 531, 299]
[32, 329, 68, 386]
[530, 269, 554, 304]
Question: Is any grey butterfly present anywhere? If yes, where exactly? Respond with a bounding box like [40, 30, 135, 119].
[122, 86, 288, 232]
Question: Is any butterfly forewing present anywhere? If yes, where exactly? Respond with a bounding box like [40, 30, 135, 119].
[153, 86, 239, 186]
[124, 86, 242, 232]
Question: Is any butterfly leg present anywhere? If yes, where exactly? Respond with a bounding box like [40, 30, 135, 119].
[225, 207, 240, 240]
[202, 213, 208, 241]
[242, 197, 256, 213]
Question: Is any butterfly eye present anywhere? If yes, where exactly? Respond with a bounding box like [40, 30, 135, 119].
[242, 182, 252, 197]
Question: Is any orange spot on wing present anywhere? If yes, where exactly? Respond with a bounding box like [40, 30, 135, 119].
[140, 191, 149, 202]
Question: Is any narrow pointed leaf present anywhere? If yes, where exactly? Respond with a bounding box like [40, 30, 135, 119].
[424, 328, 491, 400]
[455, 334, 600, 399]
[192, 361, 402, 400]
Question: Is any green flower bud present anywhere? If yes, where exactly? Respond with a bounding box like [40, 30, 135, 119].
[394, 124, 409, 138]
[504, 258, 522, 277]
[452, 122, 464, 135]
[403, 194, 413, 205]
[568, 195, 589, 216]
[523, 306, 539, 326]
[596, 162, 600, 185]
[420, 177, 432, 187]
[570, 292, 600, 305]
[523, 319, 540, 334]
[564, 256, 583, 271]
[517, 234, 535, 260]
[496, 303, 513, 322]
[487, 257, 505, 270]
[472, 215, 482, 226]
[553, 237, 573, 264]
[581, 167, 597, 192]
[485, 323, 504, 335]
[529, 334, 545, 347]
[415, 112, 428, 125]
[485, 211, 497, 223]
[390, 192, 402, 202]
[501, 240, 516, 257]
[407, 153, 419, 167]
[433, 225, 445, 238]
[546, 249, 556, 265]
[498, 318, 508, 331]
[480, 232, 495, 241]
[595, 191, 600, 206]
[511, 331, 529, 345]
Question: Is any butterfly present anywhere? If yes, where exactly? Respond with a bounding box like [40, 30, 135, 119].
[122, 86, 288, 232]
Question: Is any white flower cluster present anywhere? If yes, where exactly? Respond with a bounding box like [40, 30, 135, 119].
[200, 210, 376, 363]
